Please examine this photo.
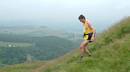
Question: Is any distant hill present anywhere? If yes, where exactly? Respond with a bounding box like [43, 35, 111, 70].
[0, 34, 79, 65]
[0, 17, 130, 72]
[0, 25, 82, 65]
[0, 25, 81, 41]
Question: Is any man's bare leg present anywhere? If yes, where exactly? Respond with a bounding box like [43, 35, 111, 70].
[79, 40, 88, 59]
[84, 45, 91, 56]
[80, 40, 91, 57]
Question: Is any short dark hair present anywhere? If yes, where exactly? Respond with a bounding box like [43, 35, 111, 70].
[78, 14, 86, 20]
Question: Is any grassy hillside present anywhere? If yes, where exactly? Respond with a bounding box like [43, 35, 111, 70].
[43, 34, 130, 72]
[0, 61, 46, 72]
[0, 17, 130, 72]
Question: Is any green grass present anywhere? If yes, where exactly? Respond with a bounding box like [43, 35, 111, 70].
[43, 34, 130, 72]
[0, 17, 130, 72]
[0, 61, 46, 72]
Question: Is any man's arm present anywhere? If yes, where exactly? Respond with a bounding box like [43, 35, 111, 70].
[87, 20, 93, 30]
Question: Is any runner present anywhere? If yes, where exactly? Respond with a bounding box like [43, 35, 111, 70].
[78, 14, 96, 60]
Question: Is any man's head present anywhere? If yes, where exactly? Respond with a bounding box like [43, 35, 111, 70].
[78, 14, 86, 23]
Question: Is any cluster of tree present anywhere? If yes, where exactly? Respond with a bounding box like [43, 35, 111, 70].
[0, 34, 79, 65]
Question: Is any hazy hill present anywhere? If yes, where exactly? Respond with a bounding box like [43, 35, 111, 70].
[0, 34, 79, 65]
[0, 25, 82, 65]
[0, 25, 81, 41]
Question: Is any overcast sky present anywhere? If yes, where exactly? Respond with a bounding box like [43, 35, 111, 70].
[0, 0, 130, 32]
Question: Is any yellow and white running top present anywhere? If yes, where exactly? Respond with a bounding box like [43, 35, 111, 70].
[83, 19, 94, 34]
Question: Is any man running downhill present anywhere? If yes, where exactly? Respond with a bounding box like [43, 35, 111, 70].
[78, 14, 96, 60]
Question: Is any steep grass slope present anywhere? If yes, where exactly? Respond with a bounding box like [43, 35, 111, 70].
[0, 61, 46, 72]
[43, 34, 130, 72]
